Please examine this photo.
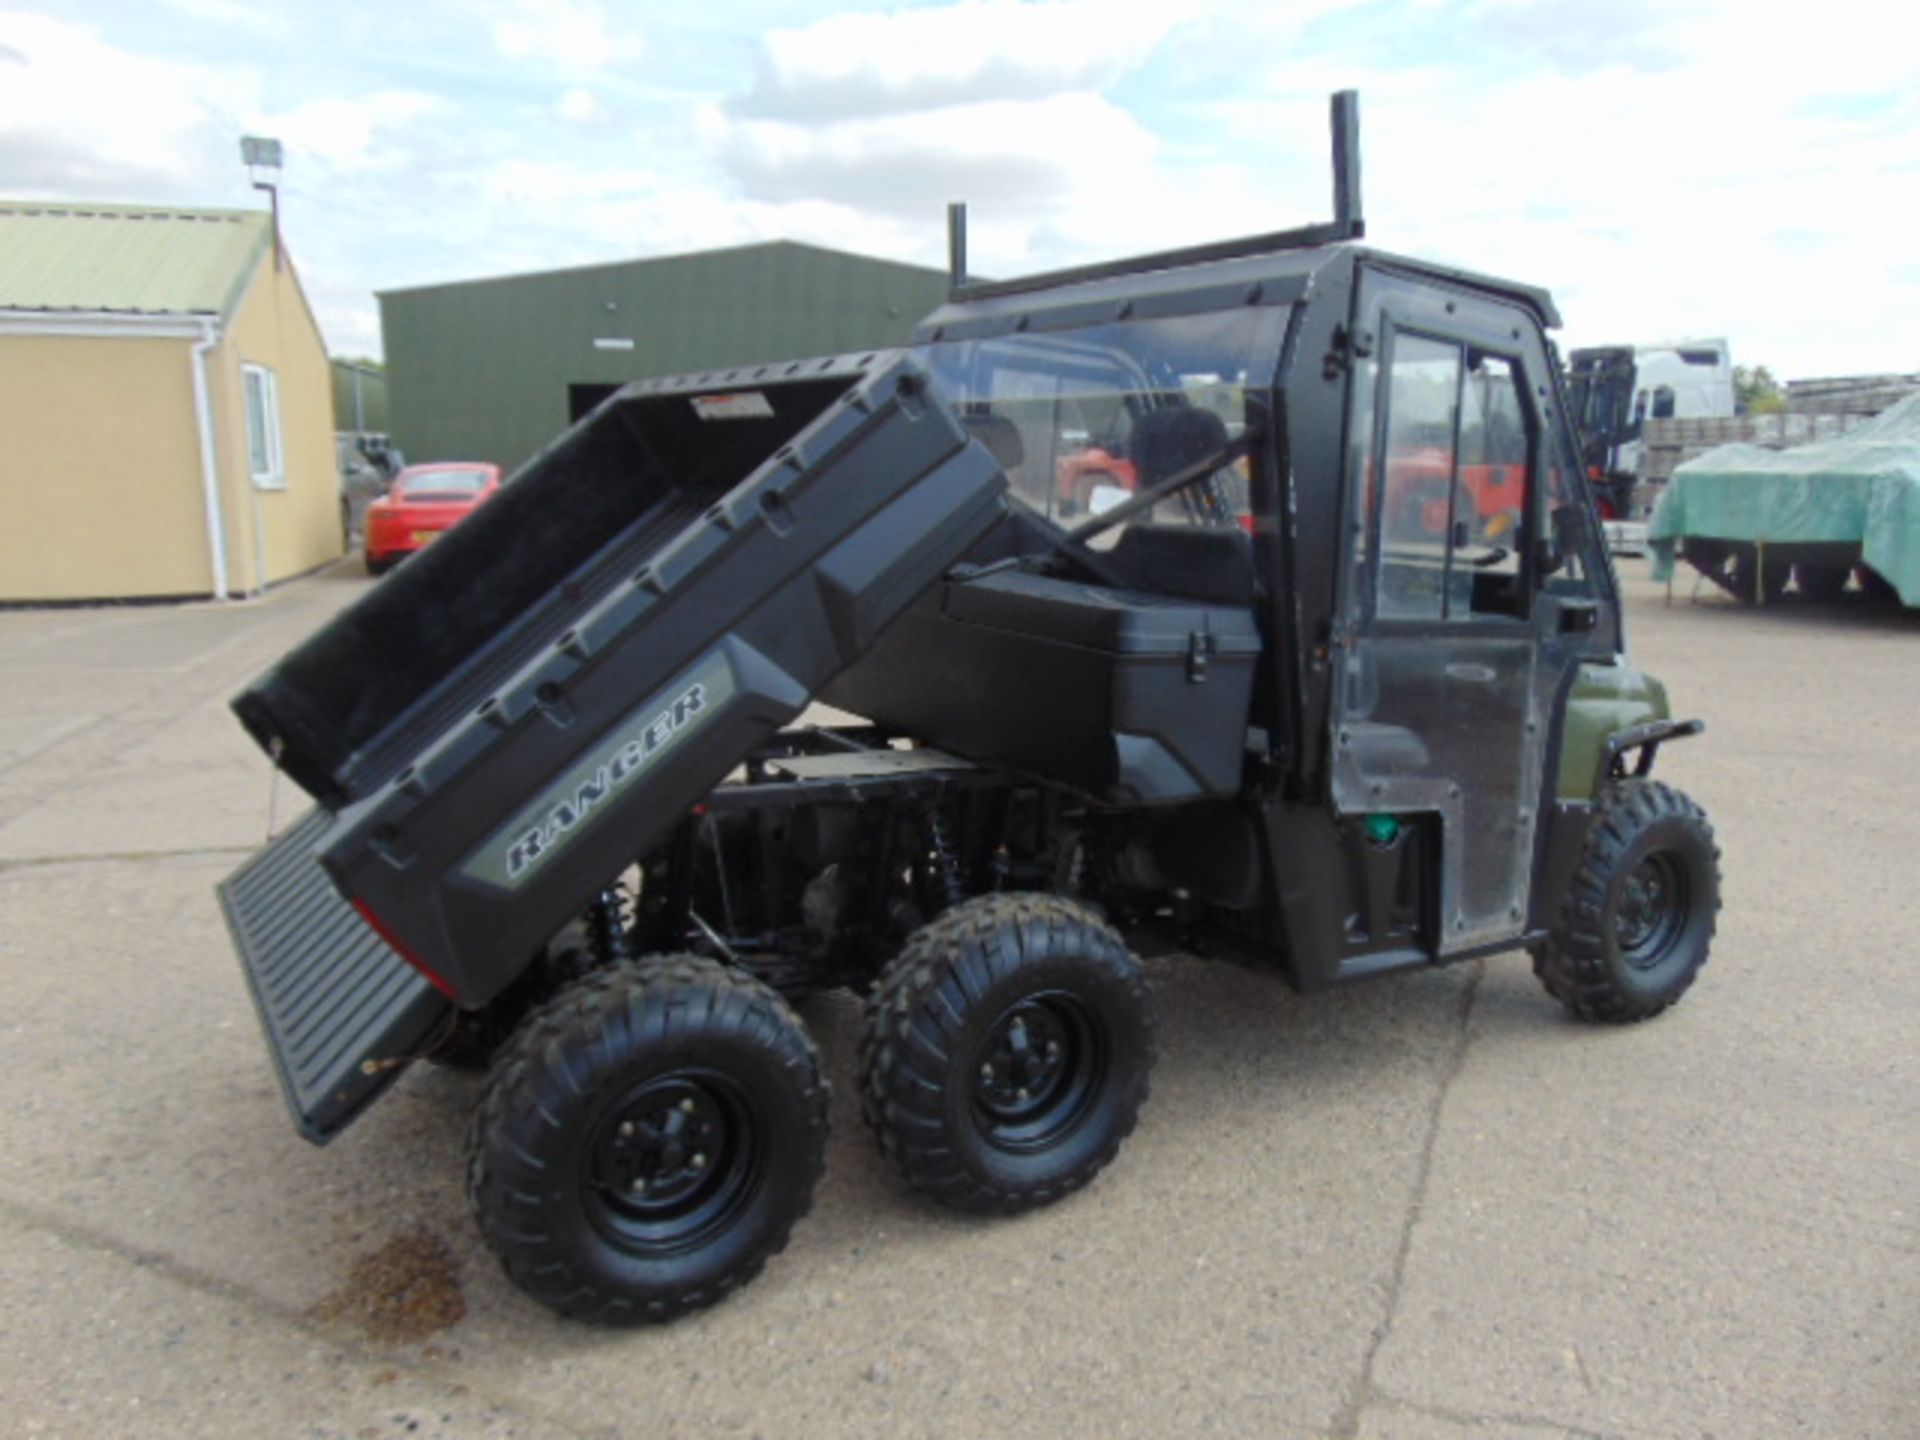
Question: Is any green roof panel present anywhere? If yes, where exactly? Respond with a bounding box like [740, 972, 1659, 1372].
[0, 201, 271, 318]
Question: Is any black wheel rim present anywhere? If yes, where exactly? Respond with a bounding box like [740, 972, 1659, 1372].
[970, 992, 1105, 1151]
[1614, 851, 1690, 970]
[584, 1071, 763, 1256]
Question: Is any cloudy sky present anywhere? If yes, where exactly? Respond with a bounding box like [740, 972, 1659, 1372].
[3, 0, 1914, 377]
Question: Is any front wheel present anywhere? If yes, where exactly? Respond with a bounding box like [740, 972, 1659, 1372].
[1533, 781, 1721, 1023]
[467, 956, 828, 1325]
[860, 893, 1155, 1214]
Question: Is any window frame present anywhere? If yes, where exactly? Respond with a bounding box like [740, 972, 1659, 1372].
[242, 362, 285, 491]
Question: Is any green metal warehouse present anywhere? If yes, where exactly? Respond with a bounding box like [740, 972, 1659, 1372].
[378, 240, 951, 475]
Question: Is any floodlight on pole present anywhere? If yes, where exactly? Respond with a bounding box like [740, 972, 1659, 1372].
[240, 135, 284, 270]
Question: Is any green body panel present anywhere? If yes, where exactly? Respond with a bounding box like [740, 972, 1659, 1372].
[1555, 662, 1671, 800]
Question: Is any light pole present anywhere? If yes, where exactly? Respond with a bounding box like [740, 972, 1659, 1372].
[240, 135, 283, 270]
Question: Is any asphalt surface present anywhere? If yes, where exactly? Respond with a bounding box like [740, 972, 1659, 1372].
[0, 560, 1914, 1439]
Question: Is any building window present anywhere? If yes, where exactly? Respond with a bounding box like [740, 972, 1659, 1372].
[243, 363, 284, 489]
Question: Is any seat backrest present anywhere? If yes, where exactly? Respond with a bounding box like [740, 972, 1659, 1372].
[1129, 405, 1229, 483]
[1107, 524, 1257, 607]
[962, 412, 1025, 473]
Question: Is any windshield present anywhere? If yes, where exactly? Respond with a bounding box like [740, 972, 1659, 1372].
[916, 307, 1289, 539]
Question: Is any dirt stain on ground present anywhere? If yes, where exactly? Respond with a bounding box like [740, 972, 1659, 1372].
[310, 1224, 466, 1344]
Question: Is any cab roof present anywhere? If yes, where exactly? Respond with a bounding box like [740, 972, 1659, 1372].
[914, 237, 1560, 347]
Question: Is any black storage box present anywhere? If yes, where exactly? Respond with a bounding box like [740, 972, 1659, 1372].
[825, 566, 1262, 804]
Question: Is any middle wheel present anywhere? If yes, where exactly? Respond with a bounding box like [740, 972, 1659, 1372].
[860, 893, 1156, 1214]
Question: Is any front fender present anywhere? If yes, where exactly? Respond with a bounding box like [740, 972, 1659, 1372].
[1555, 663, 1700, 800]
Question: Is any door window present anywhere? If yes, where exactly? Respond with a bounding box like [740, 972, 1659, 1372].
[1374, 335, 1532, 622]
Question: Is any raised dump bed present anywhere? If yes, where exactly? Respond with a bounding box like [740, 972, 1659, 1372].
[221, 352, 1007, 1137]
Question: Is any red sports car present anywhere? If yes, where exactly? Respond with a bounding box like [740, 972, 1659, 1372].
[363, 463, 502, 574]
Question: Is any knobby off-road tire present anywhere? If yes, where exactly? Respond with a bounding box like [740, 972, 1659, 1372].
[467, 956, 829, 1325]
[1533, 780, 1721, 1023]
[860, 893, 1155, 1215]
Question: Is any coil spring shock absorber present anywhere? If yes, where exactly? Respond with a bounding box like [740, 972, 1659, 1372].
[584, 884, 636, 968]
[923, 806, 966, 914]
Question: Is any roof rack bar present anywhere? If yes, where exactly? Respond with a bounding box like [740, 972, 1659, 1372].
[949, 89, 1366, 303]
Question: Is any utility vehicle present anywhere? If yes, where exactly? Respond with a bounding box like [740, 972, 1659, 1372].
[220, 94, 1718, 1325]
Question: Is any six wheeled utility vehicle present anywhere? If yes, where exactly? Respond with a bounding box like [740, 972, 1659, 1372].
[220, 95, 1718, 1325]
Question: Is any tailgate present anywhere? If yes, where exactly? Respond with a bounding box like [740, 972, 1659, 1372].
[218, 808, 448, 1144]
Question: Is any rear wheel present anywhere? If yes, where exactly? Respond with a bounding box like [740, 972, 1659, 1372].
[1533, 781, 1720, 1023]
[860, 893, 1154, 1214]
[467, 956, 828, 1324]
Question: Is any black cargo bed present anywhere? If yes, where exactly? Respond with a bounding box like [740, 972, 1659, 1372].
[224, 352, 1008, 1038]
[218, 808, 448, 1143]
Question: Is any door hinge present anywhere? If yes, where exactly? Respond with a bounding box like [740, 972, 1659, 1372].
[1323, 323, 1374, 379]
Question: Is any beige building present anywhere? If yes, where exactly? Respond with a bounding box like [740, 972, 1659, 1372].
[0, 201, 340, 602]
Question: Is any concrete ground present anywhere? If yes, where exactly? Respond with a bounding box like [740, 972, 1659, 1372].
[0, 560, 1914, 1440]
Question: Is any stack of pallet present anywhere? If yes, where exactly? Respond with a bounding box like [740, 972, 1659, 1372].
[1638, 413, 1870, 487]
[1785, 373, 1920, 416]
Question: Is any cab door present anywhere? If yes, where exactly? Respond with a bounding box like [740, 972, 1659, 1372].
[1329, 267, 1604, 957]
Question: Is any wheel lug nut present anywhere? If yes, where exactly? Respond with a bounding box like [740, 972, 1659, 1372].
[679, 1098, 697, 1114]
[1016, 1088, 1030, 1102]
[618, 1121, 635, 1138]
[631, 1178, 646, 1193]
[691, 1152, 707, 1170]
[1046, 1041, 1060, 1058]
[981, 1062, 994, 1079]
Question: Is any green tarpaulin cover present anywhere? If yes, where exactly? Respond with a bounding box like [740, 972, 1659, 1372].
[1648, 392, 1920, 604]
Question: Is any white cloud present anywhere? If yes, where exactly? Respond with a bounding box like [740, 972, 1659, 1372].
[152, 0, 293, 37]
[490, 0, 644, 73]
[0, 11, 258, 197]
[738, 0, 1196, 119]
[257, 91, 443, 177]
[555, 86, 608, 126]
[3, 1, 1910, 378]
[720, 93, 1153, 216]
